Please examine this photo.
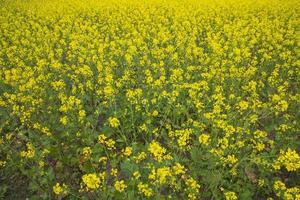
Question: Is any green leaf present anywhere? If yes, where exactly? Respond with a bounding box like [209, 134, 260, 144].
[120, 160, 138, 177]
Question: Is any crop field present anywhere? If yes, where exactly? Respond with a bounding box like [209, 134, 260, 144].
[0, 0, 299, 199]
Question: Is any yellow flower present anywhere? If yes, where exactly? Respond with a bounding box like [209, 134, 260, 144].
[114, 180, 127, 192]
[51, 80, 65, 91]
[148, 141, 166, 162]
[122, 146, 133, 157]
[274, 180, 286, 191]
[284, 187, 300, 200]
[133, 152, 147, 163]
[184, 176, 200, 199]
[108, 117, 120, 128]
[133, 171, 141, 179]
[82, 173, 101, 190]
[99, 156, 107, 163]
[53, 183, 67, 195]
[111, 168, 118, 177]
[258, 179, 265, 187]
[126, 88, 143, 104]
[223, 154, 238, 166]
[238, 100, 249, 111]
[0, 160, 7, 167]
[224, 191, 238, 200]
[198, 134, 210, 146]
[254, 141, 265, 152]
[98, 134, 107, 144]
[174, 129, 193, 149]
[173, 163, 185, 175]
[53, 183, 63, 195]
[82, 147, 92, 159]
[186, 176, 200, 191]
[277, 148, 300, 171]
[20, 143, 35, 159]
[78, 109, 86, 122]
[138, 183, 153, 197]
[156, 167, 172, 184]
[277, 100, 288, 112]
[105, 139, 116, 150]
[39, 161, 45, 168]
[152, 110, 159, 117]
[60, 116, 68, 125]
[104, 85, 114, 98]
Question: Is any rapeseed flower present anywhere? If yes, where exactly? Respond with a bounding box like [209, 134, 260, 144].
[82, 173, 101, 190]
[114, 180, 127, 192]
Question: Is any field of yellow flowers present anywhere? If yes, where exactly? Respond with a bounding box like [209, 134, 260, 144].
[0, 0, 299, 199]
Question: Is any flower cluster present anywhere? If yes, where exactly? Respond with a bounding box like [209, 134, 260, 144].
[81, 173, 105, 191]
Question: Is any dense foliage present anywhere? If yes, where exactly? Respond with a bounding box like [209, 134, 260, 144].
[0, 0, 299, 199]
